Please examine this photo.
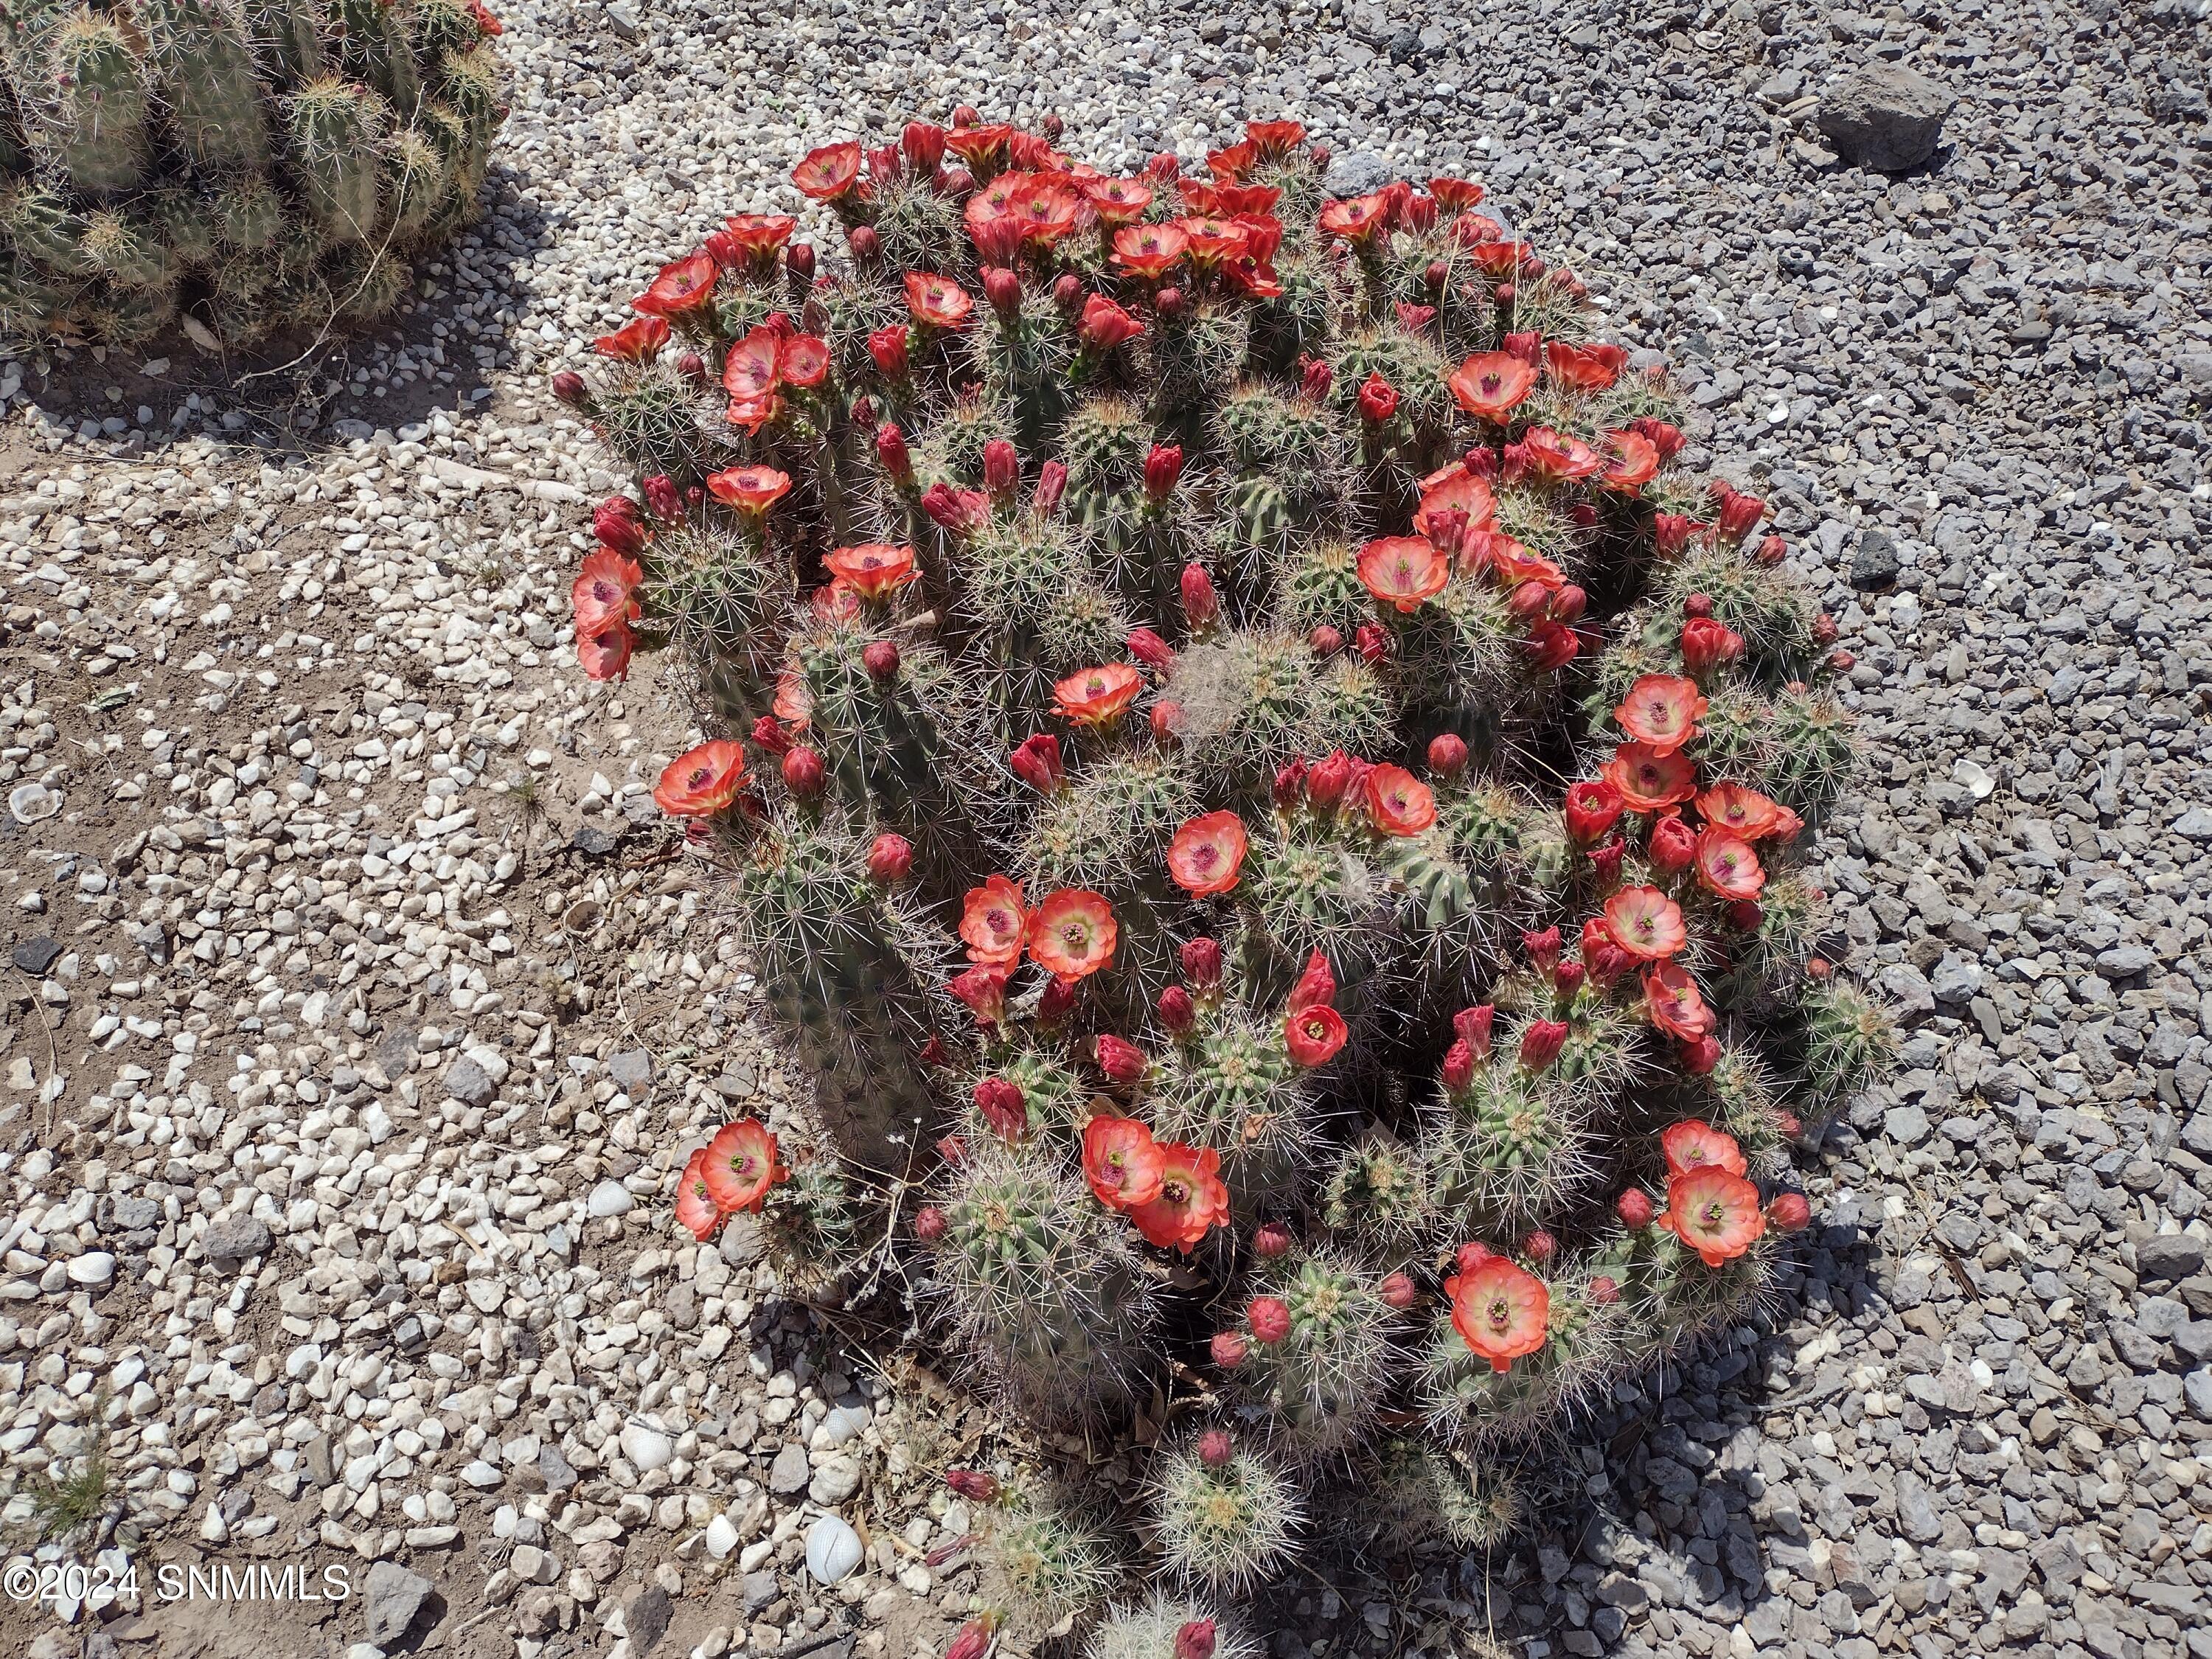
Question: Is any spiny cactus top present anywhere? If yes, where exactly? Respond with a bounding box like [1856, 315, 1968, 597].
[555, 109, 1894, 1622]
[0, 0, 507, 348]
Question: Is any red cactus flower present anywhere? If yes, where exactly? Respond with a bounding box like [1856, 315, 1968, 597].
[1009, 733, 1066, 793]
[780, 745, 824, 797]
[1413, 464, 1497, 551]
[1174, 1621, 1217, 1659]
[942, 1618, 995, 1659]
[1300, 358, 1334, 402]
[593, 315, 669, 362]
[1427, 176, 1484, 210]
[1517, 1018, 1569, 1071]
[1247, 1295, 1292, 1343]
[1128, 1142, 1230, 1252]
[1245, 118, 1305, 155]
[594, 495, 647, 553]
[1615, 675, 1708, 756]
[1628, 416, 1687, 462]
[1644, 962, 1716, 1043]
[973, 1077, 1028, 1142]
[1096, 1035, 1149, 1085]
[750, 717, 789, 755]
[1658, 1166, 1767, 1266]
[1525, 620, 1580, 672]
[1112, 221, 1189, 279]
[1168, 811, 1249, 897]
[1768, 1192, 1812, 1233]
[1028, 888, 1118, 981]
[1287, 949, 1336, 1012]
[1318, 191, 1392, 243]
[1082, 1116, 1165, 1210]
[1522, 926, 1563, 978]
[1602, 742, 1699, 813]
[1441, 1038, 1475, 1091]
[947, 963, 1008, 1028]
[1680, 617, 1745, 675]
[1694, 782, 1792, 843]
[1127, 626, 1175, 669]
[876, 421, 914, 484]
[1447, 352, 1537, 421]
[633, 250, 719, 319]
[793, 141, 864, 200]
[1517, 426, 1605, 484]
[1158, 984, 1196, 1034]
[1363, 765, 1438, 838]
[1564, 779, 1624, 846]
[959, 874, 1029, 967]
[706, 465, 792, 518]
[1010, 179, 1083, 246]
[1694, 827, 1766, 902]
[983, 438, 1020, 501]
[1601, 885, 1688, 962]
[921, 483, 992, 535]
[1649, 812, 1697, 874]
[721, 213, 796, 269]
[675, 1148, 720, 1240]
[1051, 663, 1144, 726]
[572, 546, 642, 634]
[1662, 1119, 1748, 1179]
[575, 620, 631, 681]
[1210, 1329, 1248, 1367]
[867, 833, 913, 883]
[654, 741, 747, 818]
[823, 543, 919, 599]
[1357, 536, 1450, 613]
[1077, 293, 1146, 352]
[1176, 215, 1250, 268]
[944, 122, 1013, 168]
[1144, 444, 1184, 502]
[1447, 1257, 1551, 1374]
[1030, 459, 1068, 518]
[1710, 483, 1766, 545]
[905, 271, 974, 330]
[1598, 430, 1660, 494]
[702, 1118, 785, 1213]
[867, 324, 911, 378]
[1285, 1003, 1349, 1068]
[1178, 561, 1220, 629]
[1083, 176, 1155, 226]
[1356, 373, 1399, 424]
[1543, 340, 1630, 392]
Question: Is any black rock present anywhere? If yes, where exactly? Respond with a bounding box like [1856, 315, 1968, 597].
[571, 821, 625, 857]
[11, 936, 60, 977]
[1851, 528, 1902, 590]
[1387, 25, 1422, 63]
[627, 1586, 672, 1655]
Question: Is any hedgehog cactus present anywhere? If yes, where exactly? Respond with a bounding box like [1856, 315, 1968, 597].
[573, 111, 1896, 1627]
[0, 0, 505, 347]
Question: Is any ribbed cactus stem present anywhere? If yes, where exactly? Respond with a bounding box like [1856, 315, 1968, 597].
[140, 0, 270, 173]
[49, 13, 149, 195]
[240, 0, 326, 83]
[286, 78, 389, 243]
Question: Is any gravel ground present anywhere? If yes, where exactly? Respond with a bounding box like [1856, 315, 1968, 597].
[4, 1, 2212, 1658]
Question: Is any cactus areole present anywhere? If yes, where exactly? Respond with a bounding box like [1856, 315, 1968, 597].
[557, 113, 1896, 1612]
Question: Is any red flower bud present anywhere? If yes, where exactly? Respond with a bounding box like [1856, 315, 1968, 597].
[1827, 649, 1856, 675]
[863, 639, 901, 681]
[1683, 592, 1715, 619]
[1126, 626, 1175, 670]
[1180, 936, 1223, 990]
[1158, 984, 1197, 1035]
[1040, 112, 1065, 141]
[1380, 1271, 1419, 1310]
[1519, 1018, 1569, 1071]
[750, 715, 790, 755]
[1156, 285, 1186, 320]
[1053, 272, 1085, 310]
[1272, 758, 1308, 808]
[1806, 957, 1832, 981]
[594, 495, 647, 554]
[869, 324, 911, 378]
[1522, 926, 1562, 977]
[1208, 1330, 1247, 1368]
[850, 394, 877, 430]
[952, 105, 979, 128]
[983, 265, 1022, 313]
[1180, 563, 1220, 630]
[1355, 623, 1388, 664]
[1453, 1004, 1495, 1060]
[1144, 443, 1184, 502]
[1508, 580, 1552, 627]
[1009, 733, 1065, 794]
[984, 438, 1020, 501]
[1649, 813, 1697, 873]
[1523, 1230, 1557, 1265]
[782, 745, 826, 798]
[1150, 700, 1185, 745]
[914, 1205, 947, 1241]
[1300, 358, 1334, 402]
[877, 421, 914, 484]
[1495, 282, 1517, 305]
[1754, 533, 1788, 567]
[867, 832, 914, 883]
[1307, 749, 1355, 809]
[1427, 732, 1469, 777]
[1812, 613, 1839, 646]
[902, 120, 947, 176]
[1588, 1275, 1620, 1305]
[973, 1077, 1028, 1141]
[1588, 839, 1626, 888]
[1146, 150, 1182, 181]
[1776, 1110, 1804, 1138]
[1253, 1223, 1293, 1259]
[643, 474, 682, 521]
[1680, 617, 1745, 675]
[1197, 1427, 1234, 1467]
[1455, 1241, 1496, 1273]
[1554, 960, 1586, 1000]
[552, 370, 591, 409]
[1309, 625, 1343, 657]
[1616, 1189, 1655, 1228]
[1356, 373, 1399, 423]
[1035, 976, 1076, 1023]
[787, 241, 815, 282]
[943, 1618, 994, 1659]
[1095, 1034, 1148, 1083]
[1678, 1035, 1721, 1074]
[1550, 584, 1587, 625]
[1033, 460, 1068, 518]
[1174, 1618, 1217, 1659]
[1424, 258, 1449, 293]
[945, 1467, 998, 1502]
[1441, 1038, 1475, 1091]
[1246, 1295, 1292, 1343]
[1768, 1192, 1812, 1233]
[675, 351, 707, 388]
[1727, 899, 1764, 932]
[848, 223, 880, 264]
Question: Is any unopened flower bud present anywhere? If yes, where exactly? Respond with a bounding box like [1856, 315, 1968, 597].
[983, 265, 1022, 313]
[1095, 1034, 1147, 1083]
[1041, 112, 1065, 140]
[749, 716, 790, 755]
[1355, 623, 1388, 664]
[1827, 648, 1855, 674]
[1197, 1428, 1235, 1467]
[1812, 612, 1839, 646]
[1678, 1035, 1721, 1074]
[983, 438, 1020, 501]
[1180, 936, 1223, 990]
[848, 223, 880, 264]
[1309, 625, 1343, 657]
[1427, 732, 1469, 776]
[1616, 1189, 1655, 1228]
[850, 393, 877, 430]
[1455, 1241, 1495, 1273]
[1768, 1192, 1812, 1233]
[1553, 960, 1586, 999]
[1052, 272, 1085, 310]
[1158, 984, 1197, 1034]
[1649, 813, 1697, 873]
[877, 421, 914, 483]
[1380, 1271, 1418, 1310]
[1148, 699, 1184, 745]
[551, 369, 590, 408]
[782, 745, 826, 797]
[1180, 563, 1219, 629]
[1523, 1230, 1557, 1265]
[1588, 1275, 1619, 1305]
[643, 474, 682, 521]
[1550, 583, 1587, 624]
[1253, 1223, 1293, 1259]
[952, 105, 979, 128]
[1033, 460, 1068, 518]
[914, 1206, 947, 1241]
[1726, 899, 1764, 932]
[787, 240, 815, 281]
[1425, 257, 1449, 293]
[1208, 1330, 1246, 1368]
[1683, 592, 1714, 618]
[1174, 1618, 1216, 1659]
[1144, 443, 1184, 502]
[1754, 533, 1788, 566]
[1441, 1039, 1474, 1091]
[1156, 285, 1186, 320]
[867, 832, 914, 883]
[1246, 1296, 1291, 1343]
[863, 639, 901, 681]
[945, 1468, 998, 1502]
[1299, 358, 1333, 401]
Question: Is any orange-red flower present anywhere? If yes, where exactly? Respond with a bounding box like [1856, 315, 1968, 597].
[721, 212, 797, 262]
[706, 465, 791, 518]
[1516, 426, 1604, 484]
[1694, 782, 1792, 843]
[1128, 1141, 1230, 1252]
[633, 250, 719, 319]
[1318, 191, 1392, 243]
[1357, 536, 1450, 613]
[1413, 463, 1498, 551]
[1601, 886, 1688, 962]
[1112, 221, 1189, 279]
[1205, 140, 1257, 181]
[1028, 888, 1118, 981]
[959, 874, 1029, 967]
[1661, 1119, 1748, 1180]
[793, 142, 864, 201]
[1167, 811, 1249, 897]
[1077, 293, 1146, 352]
[1615, 674, 1708, 756]
[1656, 1166, 1767, 1266]
[1447, 352, 1537, 421]
[1083, 177, 1154, 226]
[1694, 827, 1766, 902]
[1598, 430, 1660, 493]
[1427, 176, 1485, 211]
[1245, 119, 1306, 156]
[1602, 742, 1699, 813]
[702, 1118, 786, 1213]
[594, 315, 669, 362]
[1564, 779, 1624, 846]
[905, 271, 974, 330]
[1447, 1257, 1551, 1373]
[1083, 1115, 1166, 1210]
[1644, 963, 1715, 1043]
[1176, 215, 1249, 268]
[1543, 340, 1631, 392]
[572, 546, 642, 634]
[943, 122, 1015, 169]
[654, 740, 747, 818]
[1052, 664, 1144, 726]
[1010, 180, 1082, 245]
[675, 1147, 720, 1240]
[823, 543, 919, 599]
[1285, 1002, 1349, 1068]
[1363, 765, 1438, 836]
[575, 618, 633, 681]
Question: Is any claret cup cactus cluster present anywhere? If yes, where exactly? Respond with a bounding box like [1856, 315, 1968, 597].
[1, 0, 507, 347]
[557, 109, 1895, 1637]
